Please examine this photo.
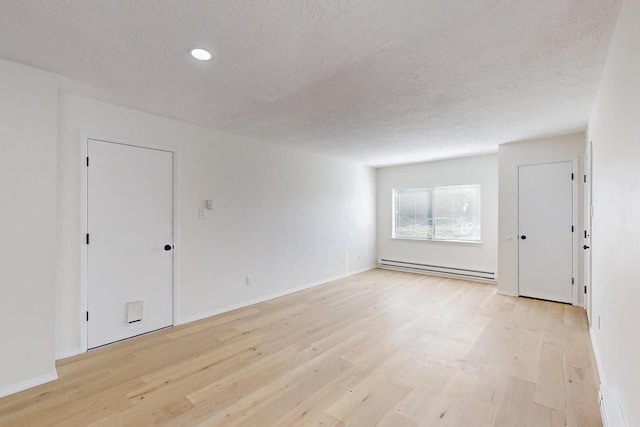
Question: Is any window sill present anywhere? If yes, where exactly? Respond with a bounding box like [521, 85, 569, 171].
[391, 237, 483, 245]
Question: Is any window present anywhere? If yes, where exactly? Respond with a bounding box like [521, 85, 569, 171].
[393, 184, 481, 242]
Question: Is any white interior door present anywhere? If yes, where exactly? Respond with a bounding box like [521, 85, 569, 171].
[87, 139, 174, 348]
[584, 142, 593, 321]
[518, 161, 574, 303]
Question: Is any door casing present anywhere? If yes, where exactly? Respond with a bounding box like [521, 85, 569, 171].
[584, 142, 593, 321]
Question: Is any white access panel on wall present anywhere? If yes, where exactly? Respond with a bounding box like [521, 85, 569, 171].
[87, 139, 174, 348]
[518, 161, 574, 304]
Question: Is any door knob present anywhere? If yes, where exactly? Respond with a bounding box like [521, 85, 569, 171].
[583, 245, 590, 250]
[520, 235, 527, 240]
[164, 244, 173, 251]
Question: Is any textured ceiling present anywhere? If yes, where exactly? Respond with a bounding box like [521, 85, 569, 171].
[0, 0, 621, 166]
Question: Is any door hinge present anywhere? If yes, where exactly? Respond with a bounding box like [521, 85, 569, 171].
[86, 157, 89, 167]
[86, 233, 90, 245]
[584, 230, 587, 238]
[584, 175, 586, 183]
[571, 173, 574, 180]
[584, 286, 587, 294]
[572, 225, 574, 232]
[86, 311, 89, 321]
[572, 277, 575, 285]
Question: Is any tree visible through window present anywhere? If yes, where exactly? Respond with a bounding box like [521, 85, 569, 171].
[394, 184, 481, 241]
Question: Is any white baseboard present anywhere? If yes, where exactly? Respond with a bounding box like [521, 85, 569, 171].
[178, 267, 376, 326]
[599, 387, 627, 427]
[0, 370, 58, 399]
[590, 327, 606, 384]
[56, 347, 82, 361]
[347, 265, 376, 276]
[590, 328, 627, 427]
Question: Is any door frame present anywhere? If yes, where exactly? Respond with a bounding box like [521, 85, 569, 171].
[516, 158, 579, 306]
[80, 134, 180, 353]
[584, 141, 593, 322]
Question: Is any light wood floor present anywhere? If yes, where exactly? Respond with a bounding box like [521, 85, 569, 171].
[0, 269, 600, 426]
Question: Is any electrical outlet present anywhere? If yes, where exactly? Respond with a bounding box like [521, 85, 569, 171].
[199, 208, 206, 219]
[245, 276, 251, 286]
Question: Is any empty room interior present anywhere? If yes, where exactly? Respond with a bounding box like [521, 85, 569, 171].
[1, 1, 638, 426]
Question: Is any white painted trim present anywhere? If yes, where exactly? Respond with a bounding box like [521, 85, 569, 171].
[348, 265, 376, 276]
[496, 289, 518, 297]
[590, 327, 606, 385]
[391, 237, 483, 245]
[572, 158, 580, 306]
[80, 134, 179, 353]
[172, 148, 181, 328]
[80, 135, 88, 353]
[0, 370, 58, 399]
[599, 387, 627, 427]
[55, 347, 83, 361]
[178, 267, 375, 325]
[590, 329, 627, 426]
[583, 139, 593, 321]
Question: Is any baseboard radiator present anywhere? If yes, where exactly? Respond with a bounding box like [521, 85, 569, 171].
[599, 387, 626, 427]
[378, 259, 496, 283]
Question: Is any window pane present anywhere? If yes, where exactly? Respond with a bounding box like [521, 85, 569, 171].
[395, 188, 433, 238]
[394, 184, 481, 241]
[434, 185, 481, 241]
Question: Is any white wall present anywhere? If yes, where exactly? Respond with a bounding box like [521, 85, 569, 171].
[56, 93, 377, 355]
[0, 60, 58, 395]
[588, 0, 640, 423]
[498, 133, 584, 299]
[376, 154, 499, 276]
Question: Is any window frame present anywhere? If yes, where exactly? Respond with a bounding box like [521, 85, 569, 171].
[392, 184, 482, 244]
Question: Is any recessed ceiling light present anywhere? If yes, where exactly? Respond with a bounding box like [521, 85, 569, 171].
[191, 48, 212, 61]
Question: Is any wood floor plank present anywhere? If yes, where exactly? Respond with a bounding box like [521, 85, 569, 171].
[271, 382, 347, 427]
[527, 403, 567, 427]
[534, 341, 567, 411]
[493, 376, 537, 426]
[326, 379, 413, 425]
[0, 270, 601, 426]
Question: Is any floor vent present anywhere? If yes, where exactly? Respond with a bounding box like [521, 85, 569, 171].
[378, 259, 496, 283]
